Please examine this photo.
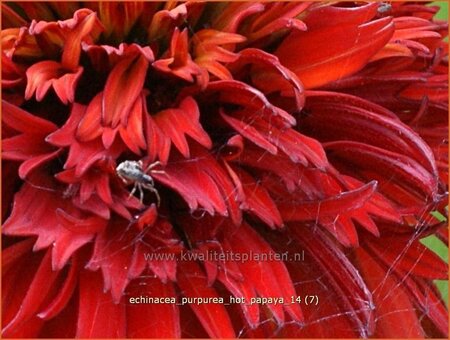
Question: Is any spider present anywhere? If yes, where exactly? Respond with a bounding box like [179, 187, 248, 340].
[116, 160, 164, 206]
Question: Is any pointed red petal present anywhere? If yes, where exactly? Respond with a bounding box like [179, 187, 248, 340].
[46, 103, 86, 147]
[37, 256, 79, 320]
[2, 100, 57, 134]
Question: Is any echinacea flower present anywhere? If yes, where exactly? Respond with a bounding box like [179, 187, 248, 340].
[2, 1, 448, 338]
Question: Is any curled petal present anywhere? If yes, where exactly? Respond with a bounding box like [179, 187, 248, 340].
[212, 2, 264, 33]
[148, 3, 187, 41]
[83, 42, 154, 73]
[1, 27, 43, 58]
[304, 2, 379, 29]
[2, 101, 59, 178]
[153, 28, 202, 83]
[25, 61, 83, 104]
[29, 9, 103, 69]
[193, 29, 246, 80]
[233, 48, 305, 110]
[37, 256, 79, 320]
[302, 90, 439, 176]
[2, 100, 57, 135]
[245, 2, 309, 43]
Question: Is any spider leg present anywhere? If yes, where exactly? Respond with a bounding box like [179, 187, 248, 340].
[145, 161, 162, 172]
[151, 187, 161, 207]
[150, 170, 165, 174]
[118, 174, 130, 184]
[138, 184, 144, 204]
[128, 182, 138, 199]
[143, 183, 161, 207]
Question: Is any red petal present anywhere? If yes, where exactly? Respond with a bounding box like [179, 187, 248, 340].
[212, 2, 264, 33]
[2, 100, 57, 134]
[154, 97, 212, 158]
[119, 94, 147, 154]
[153, 146, 243, 224]
[290, 226, 376, 336]
[404, 277, 448, 336]
[2, 251, 45, 338]
[233, 166, 283, 228]
[86, 221, 139, 302]
[76, 92, 103, 142]
[325, 141, 439, 202]
[207, 80, 297, 126]
[76, 270, 126, 338]
[30, 9, 103, 70]
[276, 17, 394, 89]
[126, 278, 180, 338]
[2, 239, 34, 273]
[103, 54, 149, 128]
[177, 261, 235, 338]
[364, 234, 448, 280]
[25, 61, 83, 104]
[303, 90, 438, 177]
[2, 134, 55, 161]
[3, 179, 96, 270]
[37, 256, 79, 320]
[46, 103, 86, 147]
[235, 48, 305, 110]
[2, 249, 60, 335]
[19, 149, 61, 179]
[220, 110, 278, 155]
[304, 2, 379, 29]
[145, 114, 171, 164]
[279, 181, 377, 221]
[223, 222, 304, 324]
[354, 248, 424, 337]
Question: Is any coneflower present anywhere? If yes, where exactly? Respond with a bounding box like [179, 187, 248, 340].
[2, 1, 448, 338]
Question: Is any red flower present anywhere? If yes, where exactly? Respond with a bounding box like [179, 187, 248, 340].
[2, 1, 448, 338]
